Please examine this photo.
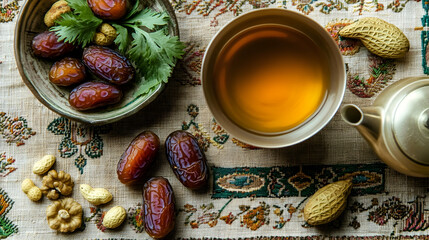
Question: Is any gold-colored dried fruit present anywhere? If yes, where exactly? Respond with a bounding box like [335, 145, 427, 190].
[41, 170, 74, 200]
[339, 17, 409, 59]
[46, 198, 82, 232]
[44, 0, 71, 27]
[93, 23, 117, 46]
[303, 179, 352, 225]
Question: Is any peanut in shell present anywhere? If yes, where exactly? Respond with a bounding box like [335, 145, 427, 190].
[339, 17, 409, 59]
[303, 179, 352, 225]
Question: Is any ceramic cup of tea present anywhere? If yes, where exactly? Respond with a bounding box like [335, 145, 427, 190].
[202, 9, 346, 148]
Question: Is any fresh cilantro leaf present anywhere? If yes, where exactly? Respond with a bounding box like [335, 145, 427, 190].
[65, 0, 97, 18]
[148, 30, 185, 66]
[124, 0, 143, 19]
[51, 0, 102, 46]
[125, 25, 184, 97]
[112, 24, 129, 53]
[127, 27, 162, 64]
[125, 8, 169, 29]
[133, 78, 161, 97]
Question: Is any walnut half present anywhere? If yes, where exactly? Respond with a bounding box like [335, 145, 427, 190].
[46, 198, 82, 232]
[41, 170, 74, 200]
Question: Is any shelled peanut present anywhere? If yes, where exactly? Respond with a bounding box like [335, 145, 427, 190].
[80, 184, 112, 205]
[21, 179, 42, 202]
[32, 155, 56, 175]
[102, 206, 127, 229]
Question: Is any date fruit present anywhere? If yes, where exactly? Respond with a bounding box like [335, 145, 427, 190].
[117, 131, 160, 184]
[87, 0, 127, 20]
[32, 31, 75, 59]
[69, 82, 122, 111]
[83, 46, 135, 85]
[49, 58, 86, 86]
[165, 130, 209, 189]
[143, 177, 175, 239]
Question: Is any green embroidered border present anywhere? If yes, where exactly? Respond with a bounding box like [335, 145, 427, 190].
[212, 163, 386, 198]
[0, 188, 18, 238]
[422, 0, 429, 74]
[47, 117, 111, 174]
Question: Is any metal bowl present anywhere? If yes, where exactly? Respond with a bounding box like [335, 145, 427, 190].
[14, 0, 178, 125]
[202, 9, 346, 148]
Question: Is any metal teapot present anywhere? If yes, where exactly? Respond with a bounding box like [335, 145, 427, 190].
[341, 76, 429, 177]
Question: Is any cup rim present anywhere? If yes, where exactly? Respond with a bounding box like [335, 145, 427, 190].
[201, 8, 346, 148]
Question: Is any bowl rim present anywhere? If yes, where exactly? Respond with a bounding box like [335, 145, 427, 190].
[201, 8, 346, 148]
[14, 0, 180, 125]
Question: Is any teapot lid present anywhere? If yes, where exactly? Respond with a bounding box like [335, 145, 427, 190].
[393, 86, 429, 165]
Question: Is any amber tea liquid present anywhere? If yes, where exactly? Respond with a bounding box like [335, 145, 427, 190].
[214, 24, 330, 133]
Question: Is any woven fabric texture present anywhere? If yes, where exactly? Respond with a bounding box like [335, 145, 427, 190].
[0, 0, 428, 239]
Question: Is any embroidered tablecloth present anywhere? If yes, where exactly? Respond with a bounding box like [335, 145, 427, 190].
[1, 0, 429, 239]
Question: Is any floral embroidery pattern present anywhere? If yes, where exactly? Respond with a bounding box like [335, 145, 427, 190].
[171, 0, 273, 27]
[272, 204, 298, 229]
[84, 207, 107, 232]
[0, 0, 20, 23]
[325, 19, 361, 55]
[388, 0, 420, 12]
[348, 196, 429, 234]
[180, 199, 305, 231]
[348, 0, 384, 15]
[240, 202, 270, 230]
[212, 163, 386, 198]
[182, 104, 258, 150]
[0, 153, 16, 177]
[127, 204, 144, 233]
[347, 54, 396, 98]
[171, 0, 416, 26]
[0, 188, 18, 238]
[182, 104, 228, 150]
[179, 195, 428, 234]
[182, 201, 228, 228]
[0, 112, 36, 146]
[175, 42, 204, 86]
[47, 117, 111, 174]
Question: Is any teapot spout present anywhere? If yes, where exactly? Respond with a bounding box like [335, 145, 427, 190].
[341, 104, 382, 145]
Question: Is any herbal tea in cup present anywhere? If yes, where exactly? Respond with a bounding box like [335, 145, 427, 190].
[213, 24, 330, 133]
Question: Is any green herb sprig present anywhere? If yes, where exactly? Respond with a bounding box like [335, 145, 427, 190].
[51, 0, 185, 97]
[51, 0, 102, 47]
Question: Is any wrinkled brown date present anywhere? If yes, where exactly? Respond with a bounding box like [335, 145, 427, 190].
[165, 130, 209, 189]
[117, 131, 160, 184]
[49, 58, 86, 86]
[143, 177, 175, 239]
[32, 31, 75, 59]
[87, 0, 127, 20]
[69, 82, 122, 111]
[83, 46, 135, 85]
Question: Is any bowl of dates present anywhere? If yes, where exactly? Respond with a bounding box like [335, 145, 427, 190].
[14, 0, 181, 124]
